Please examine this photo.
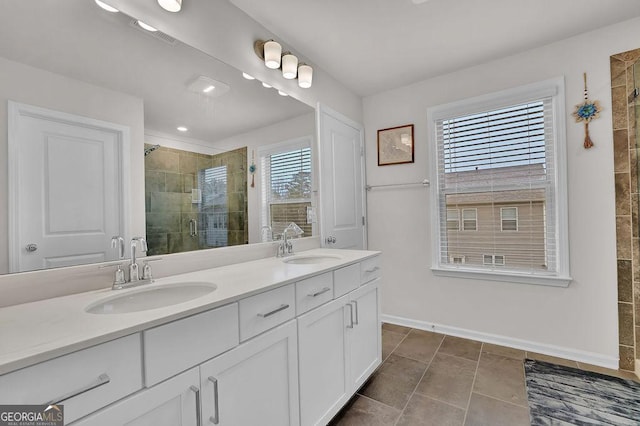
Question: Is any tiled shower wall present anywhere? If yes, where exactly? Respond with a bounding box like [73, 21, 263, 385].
[145, 144, 247, 255]
[611, 47, 640, 373]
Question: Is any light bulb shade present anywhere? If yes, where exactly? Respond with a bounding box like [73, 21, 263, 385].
[282, 53, 298, 79]
[157, 0, 182, 12]
[264, 41, 282, 69]
[298, 64, 313, 88]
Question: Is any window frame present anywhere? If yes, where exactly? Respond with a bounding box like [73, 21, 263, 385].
[258, 136, 315, 241]
[500, 207, 518, 232]
[446, 209, 460, 231]
[461, 208, 477, 231]
[427, 77, 571, 287]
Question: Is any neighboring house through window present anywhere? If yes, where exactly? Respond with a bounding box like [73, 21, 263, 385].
[428, 77, 571, 286]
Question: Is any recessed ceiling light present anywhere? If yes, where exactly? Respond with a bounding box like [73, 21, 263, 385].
[278, 90, 288, 97]
[262, 82, 272, 88]
[203, 85, 215, 93]
[187, 76, 230, 98]
[137, 21, 158, 32]
[242, 72, 255, 80]
[177, 126, 188, 132]
[95, 0, 119, 12]
[158, 0, 182, 12]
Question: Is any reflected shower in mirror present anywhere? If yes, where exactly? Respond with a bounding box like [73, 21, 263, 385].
[0, 0, 315, 274]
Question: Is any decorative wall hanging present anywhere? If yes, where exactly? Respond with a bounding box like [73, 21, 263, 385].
[249, 150, 256, 188]
[377, 124, 414, 166]
[573, 72, 602, 149]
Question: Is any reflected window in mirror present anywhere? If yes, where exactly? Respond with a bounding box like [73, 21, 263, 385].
[259, 137, 313, 242]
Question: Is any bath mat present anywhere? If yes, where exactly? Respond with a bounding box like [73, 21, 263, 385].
[524, 359, 640, 425]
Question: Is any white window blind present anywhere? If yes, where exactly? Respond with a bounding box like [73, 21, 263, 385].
[429, 78, 570, 286]
[260, 137, 312, 240]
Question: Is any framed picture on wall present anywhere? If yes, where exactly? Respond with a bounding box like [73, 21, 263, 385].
[377, 124, 414, 166]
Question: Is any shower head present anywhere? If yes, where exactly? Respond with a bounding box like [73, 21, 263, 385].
[144, 144, 161, 157]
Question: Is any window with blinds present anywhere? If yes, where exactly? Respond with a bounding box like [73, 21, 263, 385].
[260, 138, 313, 240]
[429, 78, 570, 285]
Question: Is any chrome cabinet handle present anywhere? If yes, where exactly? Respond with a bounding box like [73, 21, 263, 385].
[257, 304, 289, 318]
[308, 287, 331, 297]
[208, 376, 219, 425]
[189, 386, 201, 426]
[352, 301, 359, 325]
[44, 373, 110, 405]
[346, 303, 354, 329]
[365, 266, 380, 273]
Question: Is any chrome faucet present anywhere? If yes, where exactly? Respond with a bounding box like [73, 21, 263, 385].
[129, 237, 148, 282]
[276, 225, 297, 257]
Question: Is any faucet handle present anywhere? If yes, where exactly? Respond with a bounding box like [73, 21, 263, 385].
[141, 257, 162, 281]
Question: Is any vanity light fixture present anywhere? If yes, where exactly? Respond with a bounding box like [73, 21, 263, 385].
[95, 0, 119, 12]
[177, 126, 188, 132]
[137, 20, 158, 32]
[281, 53, 298, 79]
[277, 90, 288, 97]
[254, 39, 313, 88]
[262, 82, 272, 88]
[158, 0, 182, 12]
[242, 72, 255, 80]
[297, 64, 313, 88]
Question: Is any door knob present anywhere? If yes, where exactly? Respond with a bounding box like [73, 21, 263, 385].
[326, 236, 336, 244]
[26, 243, 38, 252]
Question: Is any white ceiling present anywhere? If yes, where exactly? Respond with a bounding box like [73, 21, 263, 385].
[230, 0, 640, 97]
[0, 0, 312, 144]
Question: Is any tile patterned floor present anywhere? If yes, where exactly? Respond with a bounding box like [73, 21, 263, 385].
[329, 323, 639, 426]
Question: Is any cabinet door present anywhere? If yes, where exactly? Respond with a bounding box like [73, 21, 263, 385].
[297, 294, 351, 426]
[348, 280, 381, 391]
[73, 368, 200, 426]
[200, 320, 299, 426]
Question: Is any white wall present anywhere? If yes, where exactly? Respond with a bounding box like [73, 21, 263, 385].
[364, 17, 640, 366]
[0, 57, 146, 275]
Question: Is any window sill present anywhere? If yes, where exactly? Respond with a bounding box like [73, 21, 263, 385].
[431, 266, 572, 287]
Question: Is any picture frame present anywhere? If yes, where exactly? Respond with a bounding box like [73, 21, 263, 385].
[377, 124, 414, 166]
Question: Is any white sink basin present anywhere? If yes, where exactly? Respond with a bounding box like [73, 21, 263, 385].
[282, 254, 342, 265]
[86, 282, 217, 314]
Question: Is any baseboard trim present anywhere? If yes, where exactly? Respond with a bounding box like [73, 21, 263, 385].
[381, 314, 619, 369]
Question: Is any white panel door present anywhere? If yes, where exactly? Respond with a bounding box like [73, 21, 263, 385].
[318, 105, 366, 249]
[199, 320, 300, 426]
[348, 280, 381, 390]
[297, 294, 350, 426]
[8, 102, 127, 272]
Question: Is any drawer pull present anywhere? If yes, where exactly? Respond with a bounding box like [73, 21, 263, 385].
[208, 376, 219, 425]
[346, 303, 354, 329]
[44, 373, 110, 405]
[257, 304, 289, 318]
[308, 287, 331, 297]
[365, 266, 380, 273]
[189, 386, 201, 426]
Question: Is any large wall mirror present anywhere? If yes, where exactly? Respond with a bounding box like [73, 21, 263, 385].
[0, 0, 316, 274]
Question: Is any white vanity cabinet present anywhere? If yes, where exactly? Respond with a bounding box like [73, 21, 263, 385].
[298, 263, 381, 426]
[73, 367, 201, 426]
[199, 320, 300, 426]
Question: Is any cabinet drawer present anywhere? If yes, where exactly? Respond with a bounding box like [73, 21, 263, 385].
[0, 334, 142, 424]
[296, 272, 334, 315]
[143, 303, 239, 386]
[239, 284, 295, 341]
[360, 256, 381, 284]
[334, 263, 360, 297]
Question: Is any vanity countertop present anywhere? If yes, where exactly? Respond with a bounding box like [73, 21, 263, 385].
[0, 248, 379, 376]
